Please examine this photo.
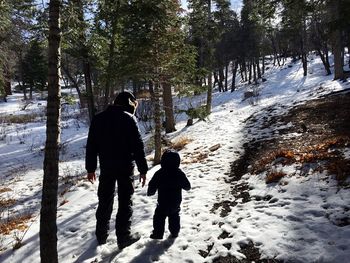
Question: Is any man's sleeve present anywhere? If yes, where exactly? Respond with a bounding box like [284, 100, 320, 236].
[85, 118, 98, 173]
[129, 117, 148, 174]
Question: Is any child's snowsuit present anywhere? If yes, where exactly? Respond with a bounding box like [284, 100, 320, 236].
[147, 149, 191, 238]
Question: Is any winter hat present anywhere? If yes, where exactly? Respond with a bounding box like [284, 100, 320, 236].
[114, 91, 138, 114]
[161, 149, 181, 170]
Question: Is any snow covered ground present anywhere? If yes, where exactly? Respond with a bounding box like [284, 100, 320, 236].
[0, 55, 349, 263]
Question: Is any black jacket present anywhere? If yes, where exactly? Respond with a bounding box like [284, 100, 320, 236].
[147, 150, 191, 209]
[147, 168, 191, 209]
[85, 105, 148, 175]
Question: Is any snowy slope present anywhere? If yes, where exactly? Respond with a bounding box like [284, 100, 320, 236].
[0, 55, 349, 263]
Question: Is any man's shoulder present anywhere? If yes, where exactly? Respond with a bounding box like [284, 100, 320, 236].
[93, 106, 132, 120]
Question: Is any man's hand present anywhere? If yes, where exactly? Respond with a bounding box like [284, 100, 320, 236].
[139, 174, 146, 187]
[87, 172, 96, 184]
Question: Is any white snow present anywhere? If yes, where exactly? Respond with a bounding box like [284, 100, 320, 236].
[0, 55, 349, 263]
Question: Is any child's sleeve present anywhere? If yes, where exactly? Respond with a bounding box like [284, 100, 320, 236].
[147, 172, 160, 196]
[181, 171, 191, 191]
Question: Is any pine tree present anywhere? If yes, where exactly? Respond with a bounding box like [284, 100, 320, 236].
[0, 1, 11, 97]
[309, 0, 331, 75]
[121, 0, 196, 163]
[0, 0, 36, 99]
[22, 39, 48, 99]
[213, 0, 237, 91]
[280, 0, 310, 76]
[94, 0, 126, 107]
[187, 0, 214, 112]
[40, 0, 61, 262]
[63, 0, 95, 121]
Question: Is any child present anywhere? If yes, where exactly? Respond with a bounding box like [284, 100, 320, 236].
[147, 149, 191, 239]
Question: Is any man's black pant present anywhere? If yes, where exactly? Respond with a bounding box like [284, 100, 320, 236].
[95, 171, 134, 243]
[152, 206, 180, 238]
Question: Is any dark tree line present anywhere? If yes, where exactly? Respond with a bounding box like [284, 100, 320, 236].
[2, 1, 349, 119]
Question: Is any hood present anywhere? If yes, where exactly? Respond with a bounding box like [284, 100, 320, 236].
[161, 149, 180, 170]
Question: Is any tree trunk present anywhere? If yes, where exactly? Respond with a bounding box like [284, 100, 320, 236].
[330, 0, 344, 80]
[3, 66, 12, 95]
[231, 60, 238, 92]
[256, 57, 261, 79]
[316, 48, 331, 75]
[61, 64, 84, 107]
[240, 61, 246, 82]
[206, 0, 212, 114]
[162, 81, 176, 133]
[262, 56, 265, 75]
[325, 45, 331, 70]
[206, 72, 212, 114]
[271, 36, 280, 67]
[132, 80, 137, 96]
[253, 59, 257, 84]
[84, 61, 95, 120]
[248, 61, 252, 84]
[224, 62, 228, 92]
[149, 80, 154, 94]
[333, 28, 344, 80]
[301, 20, 307, 77]
[4, 79, 11, 96]
[40, 1, 61, 262]
[104, 29, 116, 107]
[152, 81, 162, 165]
[18, 52, 27, 100]
[29, 85, 33, 100]
[302, 52, 307, 76]
[218, 67, 224, 92]
[213, 71, 218, 90]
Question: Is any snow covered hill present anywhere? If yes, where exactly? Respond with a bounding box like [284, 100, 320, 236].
[0, 55, 349, 263]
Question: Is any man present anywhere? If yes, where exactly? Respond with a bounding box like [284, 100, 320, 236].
[85, 91, 148, 249]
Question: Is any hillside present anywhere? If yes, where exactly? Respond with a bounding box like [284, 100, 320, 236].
[0, 55, 349, 263]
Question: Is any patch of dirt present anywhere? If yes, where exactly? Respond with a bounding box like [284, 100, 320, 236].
[211, 91, 350, 262]
[213, 241, 281, 263]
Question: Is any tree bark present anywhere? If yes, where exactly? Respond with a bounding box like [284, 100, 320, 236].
[316, 48, 331, 75]
[206, 0, 212, 114]
[152, 81, 162, 165]
[256, 57, 261, 79]
[18, 52, 27, 100]
[262, 56, 265, 75]
[231, 60, 238, 92]
[162, 81, 176, 133]
[218, 67, 224, 92]
[248, 61, 252, 84]
[213, 71, 218, 90]
[61, 64, 84, 107]
[301, 18, 308, 77]
[40, 0, 61, 262]
[302, 52, 307, 76]
[3, 66, 12, 96]
[84, 61, 95, 120]
[224, 62, 228, 92]
[330, 0, 344, 80]
[253, 59, 257, 84]
[206, 72, 212, 113]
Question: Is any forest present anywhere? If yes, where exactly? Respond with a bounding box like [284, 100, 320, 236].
[0, 0, 349, 262]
